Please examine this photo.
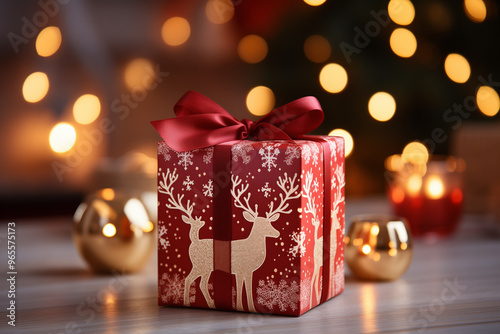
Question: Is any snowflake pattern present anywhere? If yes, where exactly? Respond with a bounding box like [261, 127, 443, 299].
[300, 277, 311, 312]
[256, 279, 300, 312]
[183, 176, 194, 191]
[334, 263, 344, 295]
[289, 231, 306, 258]
[232, 141, 253, 164]
[158, 142, 171, 161]
[328, 139, 337, 162]
[301, 144, 320, 166]
[159, 273, 184, 304]
[261, 182, 271, 198]
[259, 143, 280, 172]
[203, 147, 214, 164]
[284, 146, 300, 165]
[203, 179, 213, 197]
[177, 151, 193, 170]
[158, 224, 170, 250]
[313, 179, 320, 193]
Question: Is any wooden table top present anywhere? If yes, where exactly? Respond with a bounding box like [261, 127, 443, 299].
[1, 197, 500, 334]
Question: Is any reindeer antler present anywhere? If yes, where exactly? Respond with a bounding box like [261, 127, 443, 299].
[267, 172, 301, 218]
[159, 168, 194, 218]
[231, 175, 258, 217]
[332, 163, 345, 210]
[302, 171, 318, 224]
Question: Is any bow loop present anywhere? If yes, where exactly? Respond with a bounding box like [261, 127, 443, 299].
[151, 91, 324, 151]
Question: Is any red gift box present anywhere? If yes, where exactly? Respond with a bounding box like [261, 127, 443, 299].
[153, 92, 345, 316]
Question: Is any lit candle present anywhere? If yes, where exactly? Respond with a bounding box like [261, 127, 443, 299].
[386, 154, 465, 237]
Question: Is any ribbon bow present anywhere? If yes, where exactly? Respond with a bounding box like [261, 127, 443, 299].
[151, 91, 324, 151]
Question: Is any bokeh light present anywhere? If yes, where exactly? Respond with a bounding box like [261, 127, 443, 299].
[238, 35, 268, 64]
[22, 72, 49, 103]
[476, 86, 500, 116]
[303, 0, 327, 6]
[319, 63, 348, 93]
[444, 53, 471, 83]
[49, 122, 76, 153]
[304, 35, 331, 63]
[246, 86, 275, 116]
[368, 92, 397, 122]
[426, 176, 445, 199]
[362, 244, 371, 255]
[102, 223, 117, 237]
[161, 17, 190, 46]
[73, 94, 101, 125]
[388, 0, 416, 26]
[206, 0, 234, 24]
[328, 128, 354, 157]
[124, 58, 156, 90]
[464, 0, 487, 23]
[389, 28, 417, 58]
[407, 174, 422, 195]
[402, 142, 429, 164]
[36, 26, 62, 57]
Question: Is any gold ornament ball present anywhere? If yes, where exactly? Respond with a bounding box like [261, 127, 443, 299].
[73, 188, 156, 274]
[345, 215, 413, 281]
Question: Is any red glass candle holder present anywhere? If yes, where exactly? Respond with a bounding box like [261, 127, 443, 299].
[386, 155, 465, 238]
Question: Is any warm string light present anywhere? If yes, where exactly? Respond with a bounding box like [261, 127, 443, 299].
[390, 28, 417, 58]
[205, 0, 234, 24]
[124, 58, 156, 90]
[238, 35, 268, 64]
[319, 63, 348, 93]
[476, 86, 500, 116]
[388, 0, 415, 25]
[464, 0, 487, 23]
[36, 26, 62, 57]
[304, 35, 331, 63]
[402, 142, 429, 165]
[22, 72, 49, 103]
[303, 0, 327, 6]
[368, 92, 396, 122]
[161, 17, 191, 46]
[444, 53, 471, 84]
[246, 86, 275, 116]
[49, 122, 77, 153]
[73, 94, 101, 125]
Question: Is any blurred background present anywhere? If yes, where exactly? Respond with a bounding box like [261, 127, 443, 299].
[0, 0, 499, 219]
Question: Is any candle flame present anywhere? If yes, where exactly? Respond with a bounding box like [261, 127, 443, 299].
[426, 176, 445, 199]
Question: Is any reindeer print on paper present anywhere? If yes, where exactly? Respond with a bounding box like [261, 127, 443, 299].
[159, 168, 301, 312]
[231, 173, 300, 312]
[329, 161, 345, 297]
[159, 169, 215, 308]
[302, 170, 323, 306]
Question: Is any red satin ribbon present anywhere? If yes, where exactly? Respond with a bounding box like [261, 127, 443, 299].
[151, 90, 324, 151]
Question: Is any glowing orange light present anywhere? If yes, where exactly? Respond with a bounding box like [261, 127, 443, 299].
[206, 0, 234, 24]
[238, 35, 268, 64]
[102, 223, 117, 237]
[36, 26, 62, 57]
[161, 17, 190, 46]
[362, 245, 372, 255]
[319, 63, 348, 93]
[391, 187, 405, 204]
[426, 176, 445, 199]
[101, 188, 115, 201]
[23, 72, 49, 103]
[304, 35, 331, 63]
[246, 86, 275, 116]
[303, 0, 327, 6]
